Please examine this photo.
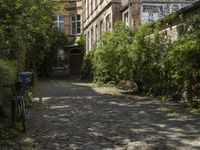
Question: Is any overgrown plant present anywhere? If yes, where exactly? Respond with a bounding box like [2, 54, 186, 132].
[93, 22, 134, 84]
[0, 0, 69, 76]
[82, 14, 200, 103]
[129, 24, 171, 95]
[0, 0, 69, 131]
[166, 14, 200, 101]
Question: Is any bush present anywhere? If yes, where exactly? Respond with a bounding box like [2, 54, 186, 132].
[129, 24, 169, 95]
[80, 15, 200, 105]
[93, 22, 134, 84]
[166, 15, 200, 101]
[0, 59, 17, 84]
[0, 59, 17, 118]
[79, 53, 94, 81]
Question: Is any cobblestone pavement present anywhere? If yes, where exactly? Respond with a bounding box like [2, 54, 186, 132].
[2, 79, 200, 150]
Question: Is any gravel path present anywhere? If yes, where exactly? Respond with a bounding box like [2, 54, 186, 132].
[2, 79, 200, 150]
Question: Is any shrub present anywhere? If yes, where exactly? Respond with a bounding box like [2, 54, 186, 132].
[0, 59, 17, 118]
[166, 14, 200, 101]
[79, 53, 94, 81]
[0, 59, 17, 84]
[81, 15, 200, 104]
[93, 22, 134, 84]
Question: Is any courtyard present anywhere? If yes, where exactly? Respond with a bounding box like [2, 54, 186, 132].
[3, 78, 200, 150]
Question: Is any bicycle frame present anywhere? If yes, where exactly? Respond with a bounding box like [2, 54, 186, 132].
[2, 81, 28, 132]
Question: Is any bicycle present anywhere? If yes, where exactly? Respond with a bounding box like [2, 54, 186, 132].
[2, 80, 29, 132]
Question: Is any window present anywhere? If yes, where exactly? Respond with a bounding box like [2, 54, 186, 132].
[100, 20, 103, 36]
[106, 14, 111, 31]
[86, 0, 88, 18]
[95, 24, 98, 45]
[55, 15, 65, 32]
[89, 0, 91, 15]
[95, 0, 97, 9]
[54, 49, 65, 69]
[91, 0, 93, 13]
[124, 12, 129, 27]
[91, 28, 94, 49]
[87, 31, 90, 51]
[71, 14, 81, 35]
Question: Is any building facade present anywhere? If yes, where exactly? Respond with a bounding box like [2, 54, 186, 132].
[54, 0, 197, 74]
[54, 0, 83, 75]
[121, 0, 196, 28]
[55, 0, 83, 42]
[65, 0, 83, 43]
[83, 0, 196, 52]
[83, 0, 123, 52]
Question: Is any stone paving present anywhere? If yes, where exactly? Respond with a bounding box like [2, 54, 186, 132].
[2, 79, 200, 150]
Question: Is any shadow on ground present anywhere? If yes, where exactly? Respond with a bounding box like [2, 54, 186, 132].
[3, 72, 200, 150]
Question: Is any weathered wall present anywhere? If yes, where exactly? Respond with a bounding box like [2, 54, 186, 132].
[159, 1, 200, 42]
[126, 0, 196, 28]
[140, 3, 190, 24]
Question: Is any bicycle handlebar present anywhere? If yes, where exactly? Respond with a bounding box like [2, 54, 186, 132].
[2, 81, 25, 96]
[2, 84, 13, 88]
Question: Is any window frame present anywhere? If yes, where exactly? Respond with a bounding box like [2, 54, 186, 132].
[55, 15, 65, 32]
[71, 14, 81, 35]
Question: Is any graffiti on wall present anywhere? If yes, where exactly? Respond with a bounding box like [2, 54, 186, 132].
[141, 3, 189, 24]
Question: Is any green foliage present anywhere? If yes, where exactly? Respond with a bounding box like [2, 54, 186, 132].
[0, 119, 21, 141]
[0, 59, 17, 84]
[93, 22, 134, 83]
[129, 24, 168, 94]
[83, 15, 200, 105]
[79, 53, 93, 80]
[0, 0, 69, 76]
[0, 0, 69, 135]
[78, 34, 86, 55]
[0, 59, 17, 117]
[166, 14, 200, 101]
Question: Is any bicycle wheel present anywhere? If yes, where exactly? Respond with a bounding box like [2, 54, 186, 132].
[19, 100, 26, 132]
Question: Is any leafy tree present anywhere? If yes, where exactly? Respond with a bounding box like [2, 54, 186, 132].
[93, 22, 134, 83]
[0, 0, 68, 76]
[0, 0, 69, 117]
